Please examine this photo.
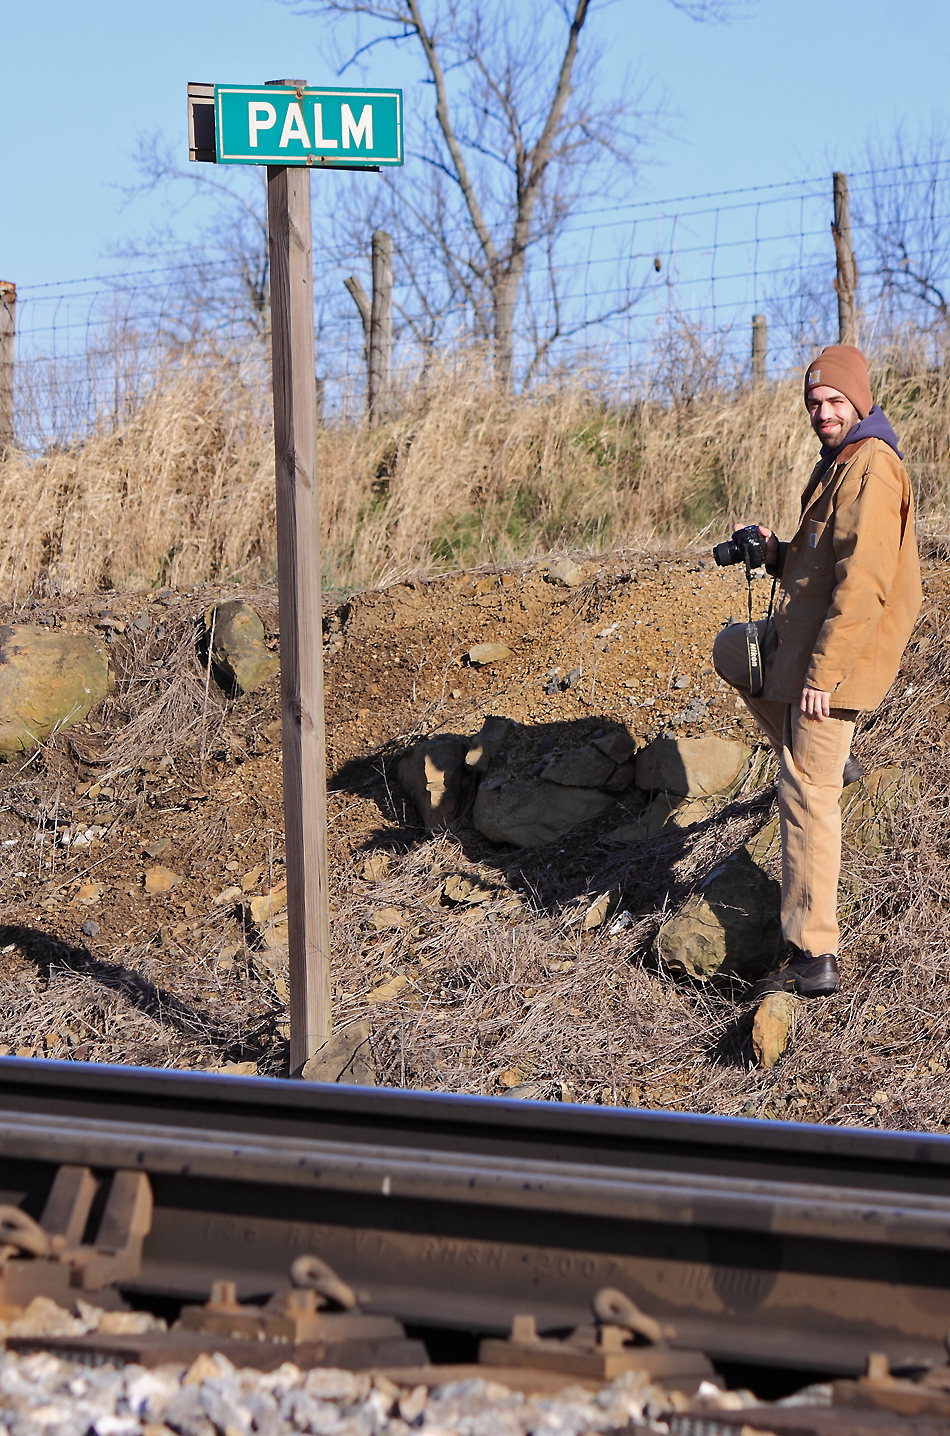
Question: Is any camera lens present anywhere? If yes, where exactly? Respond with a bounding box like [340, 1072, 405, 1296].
[712, 540, 739, 567]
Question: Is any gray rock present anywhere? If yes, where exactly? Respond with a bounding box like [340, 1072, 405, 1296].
[538, 729, 636, 791]
[81, 920, 100, 937]
[541, 743, 616, 788]
[237, 1390, 282, 1436]
[163, 1386, 216, 1436]
[505, 1081, 547, 1100]
[465, 715, 511, 772]
[0, 626, 111, 759]
[602, 760, 637, 793]
[546, 558, 585, 588]
[653, 848, 783, 980]
[592, 729, 637, 764]
[300, 1021, 376, 1086]
[199, 1384, 253, 1436]
[205, 600, 279, 695]
[633, 792, 710, 837]
[473, 774, 616, 847]
[671, 697, 708, 726]
[635, 733, 751, 797]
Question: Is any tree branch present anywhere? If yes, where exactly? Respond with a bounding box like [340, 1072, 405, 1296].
[403, 0, 499, 271]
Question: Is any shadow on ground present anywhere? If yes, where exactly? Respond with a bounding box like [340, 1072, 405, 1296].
[0, 923, 281, 1067]
[330, 711, 777, 1015]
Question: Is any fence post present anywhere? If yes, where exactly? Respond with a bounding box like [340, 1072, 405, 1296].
[266, 79, 332, 1074]
[0, 281, 14, 456]
[369, 230, 393, 424]
[832, 172, 857, 346]
[751, 313, 767, 386]
[343, 275, 371, 353]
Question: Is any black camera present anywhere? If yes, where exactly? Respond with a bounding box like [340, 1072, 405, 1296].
[713, 524, 768, 569]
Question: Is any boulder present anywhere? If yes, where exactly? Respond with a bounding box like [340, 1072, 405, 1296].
[841, 765, 918, 851]
[465, 715, 511, 772]
[670, 796, 712, 829]
[602, 761, 637, 793]
[654, 848, 783, 980]
[467, 642, 511, 666]
[205, 600, 279, 695]
[593, 730, 638, 764]
[642, 792, 711, 835]
[0, 626, 110, 759]
[745, 813, 780, 866]
[397, 736, 468, 830]
[300, 1021, 376, 1086]
[605, 793, 710, 842]
[538, 727, 637, 791]
[542, 743, 617, 788]
[473, 774, 616, 847]
[636, 733, 751, 797]
[546, 558, 585, 588]
[752, 992, 798, 1068]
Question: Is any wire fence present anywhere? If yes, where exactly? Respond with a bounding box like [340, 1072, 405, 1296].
[7, 156, 950, 450]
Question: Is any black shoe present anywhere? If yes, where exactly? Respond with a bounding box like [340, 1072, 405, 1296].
[750, 949, 840, 1001]
[842, 756, 865, 787]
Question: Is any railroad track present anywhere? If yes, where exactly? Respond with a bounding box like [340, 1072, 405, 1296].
[1, 1057, 950, 1383]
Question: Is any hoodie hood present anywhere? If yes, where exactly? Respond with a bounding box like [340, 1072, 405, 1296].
[823, 403, 903, 461]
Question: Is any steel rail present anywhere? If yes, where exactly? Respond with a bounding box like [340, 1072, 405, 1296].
[5, 1110, 950, 1251]
[1, 1059, 950, 1376]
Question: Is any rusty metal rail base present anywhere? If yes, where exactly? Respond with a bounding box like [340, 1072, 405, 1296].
[2, 1059, 950, 1378]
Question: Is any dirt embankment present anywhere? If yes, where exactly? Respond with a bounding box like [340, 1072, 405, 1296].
[1, 548, 948, 1129]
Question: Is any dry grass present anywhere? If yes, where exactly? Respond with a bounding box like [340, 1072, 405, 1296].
[4, 337, 950, 601]
[1, 327, 949, 1130]
[0, 554, 948, 1130]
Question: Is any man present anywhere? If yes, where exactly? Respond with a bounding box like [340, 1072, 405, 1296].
[713, 344, 921, 996]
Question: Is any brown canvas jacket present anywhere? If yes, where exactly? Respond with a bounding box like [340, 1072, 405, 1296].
[764, 436, 921, 711]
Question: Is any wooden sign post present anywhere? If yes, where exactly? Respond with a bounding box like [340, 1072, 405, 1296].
[188, 78, 402, 1073]
[266, 89, 331, 1070]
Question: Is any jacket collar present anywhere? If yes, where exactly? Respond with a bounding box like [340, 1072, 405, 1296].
[800, 435, 877, 518]
[835, 433, 877, 467]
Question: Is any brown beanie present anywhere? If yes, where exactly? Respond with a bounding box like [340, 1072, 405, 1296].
[803, 345, 872, 418]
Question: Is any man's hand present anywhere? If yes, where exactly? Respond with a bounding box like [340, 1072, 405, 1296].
[734, 523, 778, 568]
[800, 686, 831, 720]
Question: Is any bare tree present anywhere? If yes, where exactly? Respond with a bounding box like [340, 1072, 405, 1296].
[112, 133, 273, 347]
[291, 0, 734, 386]
[852, 129, 950, 334]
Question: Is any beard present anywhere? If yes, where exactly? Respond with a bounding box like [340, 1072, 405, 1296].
[811, 404, 860, 450]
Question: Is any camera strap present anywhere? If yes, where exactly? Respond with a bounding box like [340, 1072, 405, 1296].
[744, 561, 778, 699]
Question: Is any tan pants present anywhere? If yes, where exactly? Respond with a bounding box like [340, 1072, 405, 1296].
[712, 621, 857, 958]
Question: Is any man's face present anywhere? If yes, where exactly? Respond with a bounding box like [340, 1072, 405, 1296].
[806, 384, 860, 450]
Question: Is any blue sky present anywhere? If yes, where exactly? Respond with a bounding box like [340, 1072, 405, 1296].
[3, 0, 949, 291]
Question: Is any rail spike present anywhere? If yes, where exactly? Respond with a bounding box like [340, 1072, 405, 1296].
[591, 1287, 675, 1346]
[0, 1206, 51, 1261]
[289, 1253, 358, 1310]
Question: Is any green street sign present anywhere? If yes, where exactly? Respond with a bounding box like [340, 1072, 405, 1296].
[214, 84, 402, 168]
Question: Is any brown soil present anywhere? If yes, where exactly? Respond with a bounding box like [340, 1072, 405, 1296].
[1, 549, 948, 1130]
